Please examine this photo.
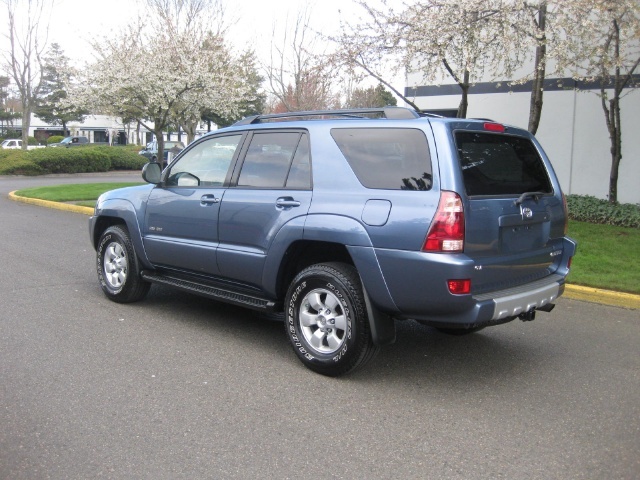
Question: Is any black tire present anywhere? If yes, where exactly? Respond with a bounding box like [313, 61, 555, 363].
[96, 225, 150, 303]
[284, 262, 379, 376]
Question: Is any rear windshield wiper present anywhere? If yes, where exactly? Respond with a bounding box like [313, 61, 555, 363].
[514, 191, 546, 205]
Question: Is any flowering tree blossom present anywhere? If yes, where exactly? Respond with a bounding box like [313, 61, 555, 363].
[76, 0, 248, 159]
[331, 2, 420, 110]
[560, 0, 640, 203]
[336, 0, 519, 117]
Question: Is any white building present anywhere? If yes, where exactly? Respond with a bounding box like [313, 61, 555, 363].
[15, 114, 209, 147]
[405, 73, 640, 205]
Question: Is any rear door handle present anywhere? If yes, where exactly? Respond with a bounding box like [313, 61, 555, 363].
[200, 194, 219, 205]
[276, 197, 301, 208]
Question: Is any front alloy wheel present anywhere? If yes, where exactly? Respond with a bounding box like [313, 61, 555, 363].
[97, 225, 150, 303]
[103, 241, 128, 289]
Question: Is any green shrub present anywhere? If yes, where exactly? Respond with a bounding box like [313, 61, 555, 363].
[0, 149, 45, 175]
[93, 145, 146, 170]
[0, 144, 148, 175]
[28, 147, 111, 173]
[567, 195, 640, 228]
[47, 135, 64, 144]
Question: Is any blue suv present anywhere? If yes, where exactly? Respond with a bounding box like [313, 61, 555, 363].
[89, 107, 576, 376]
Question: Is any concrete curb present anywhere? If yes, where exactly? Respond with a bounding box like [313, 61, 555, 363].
[563, 284, 640, 310]
[9, 190, 94, 216]
[8, 191, 640, 310]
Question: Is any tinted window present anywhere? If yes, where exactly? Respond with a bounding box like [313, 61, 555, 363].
[238, 132, 305, 188]
[167, 134, 241, 187]
[285, 134, 311, 189]
[330, 128, 432, 190]
[455, 132, 552, 196]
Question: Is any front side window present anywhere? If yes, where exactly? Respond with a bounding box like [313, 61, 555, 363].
[330, 128, 432, 190]
[238, 132, 310, 189]
[455, 132, 552, 196]
[167, 134, 242, 187]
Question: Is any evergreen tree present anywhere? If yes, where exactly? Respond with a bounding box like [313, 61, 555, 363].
[347, 84, 397, 108]
[35, 43, 86, 135]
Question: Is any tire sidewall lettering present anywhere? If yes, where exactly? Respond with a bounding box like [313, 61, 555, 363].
[286, 272, 355, 366]
[97, 231, 124, 294]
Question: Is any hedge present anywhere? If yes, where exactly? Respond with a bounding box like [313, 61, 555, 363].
[47, 135, 65, 144]
[0, 145, 146, 175]
[567, 195, 640, 228]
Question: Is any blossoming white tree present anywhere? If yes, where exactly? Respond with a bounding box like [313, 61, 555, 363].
[78, 0, 249, 160]
[560, 0, 640, 204]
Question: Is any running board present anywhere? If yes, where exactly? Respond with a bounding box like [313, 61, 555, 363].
[141, 271, 279, 312]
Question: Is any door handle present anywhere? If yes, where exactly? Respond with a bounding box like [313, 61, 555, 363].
[200, 194, 219, 205]
[276, 197, 301, 208]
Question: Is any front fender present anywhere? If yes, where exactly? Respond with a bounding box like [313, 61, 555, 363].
[91, 198, 151, 269]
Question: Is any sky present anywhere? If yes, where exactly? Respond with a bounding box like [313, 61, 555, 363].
[1, 0, 403, 93]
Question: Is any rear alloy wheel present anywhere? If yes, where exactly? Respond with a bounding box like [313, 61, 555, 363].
[97, 225, 150, 303]
[284, 262, 379, 376]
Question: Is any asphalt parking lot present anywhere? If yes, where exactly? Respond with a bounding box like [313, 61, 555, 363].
[1, 173, 639, 479]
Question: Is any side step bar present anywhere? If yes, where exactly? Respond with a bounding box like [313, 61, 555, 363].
[141, 271, 279, 312]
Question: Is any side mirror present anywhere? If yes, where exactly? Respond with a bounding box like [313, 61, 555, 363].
[142, 162, 162, 184]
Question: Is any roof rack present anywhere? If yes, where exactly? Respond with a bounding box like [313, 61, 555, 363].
[233, 106, 421, 126]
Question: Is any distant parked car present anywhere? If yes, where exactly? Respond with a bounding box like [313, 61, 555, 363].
[138, 140, 185, 166]
[0, 139, 44, 150]
[49, 136, 89, 147]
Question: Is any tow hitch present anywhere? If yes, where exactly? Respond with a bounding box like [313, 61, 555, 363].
[519, 303, 555, 322]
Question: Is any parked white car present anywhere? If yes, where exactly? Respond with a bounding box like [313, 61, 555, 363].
[0, 139, 44, 150]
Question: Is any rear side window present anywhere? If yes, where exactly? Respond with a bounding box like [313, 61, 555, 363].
[238, 132, 310, 189]
[331, 128, 432, 190]
[455, 132, 552, 196]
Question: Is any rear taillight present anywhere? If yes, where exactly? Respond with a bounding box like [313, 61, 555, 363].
[423, 191, 465, 252]
[562, 193, 569, 235]
[448, 279, 471, 295]
[484, 122, 505, 133]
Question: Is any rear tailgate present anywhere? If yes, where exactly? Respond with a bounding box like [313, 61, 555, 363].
[453, 126, 570, 294]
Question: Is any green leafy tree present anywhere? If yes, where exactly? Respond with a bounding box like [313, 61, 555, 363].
[346, 84, 397, 108]
[35, 43, 87, 136]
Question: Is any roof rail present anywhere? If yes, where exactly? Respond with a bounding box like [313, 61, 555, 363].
[233, 106, 421, 126]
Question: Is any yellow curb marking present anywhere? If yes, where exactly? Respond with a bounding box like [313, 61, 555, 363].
[9, 190, 94, 216]
[564, 284, 640, 310]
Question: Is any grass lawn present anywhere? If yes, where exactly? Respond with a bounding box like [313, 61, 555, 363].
[14, 183, 143, 202]
[12, 184, 640, 294]
[567, 220, 640, 294]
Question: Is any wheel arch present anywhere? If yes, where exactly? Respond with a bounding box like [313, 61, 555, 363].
[90, 199, 151, 268]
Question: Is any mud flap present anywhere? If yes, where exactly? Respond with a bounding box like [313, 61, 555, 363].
[363, 286, 396, 346]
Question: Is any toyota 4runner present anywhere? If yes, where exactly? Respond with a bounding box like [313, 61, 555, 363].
[89, 107, 576, 376]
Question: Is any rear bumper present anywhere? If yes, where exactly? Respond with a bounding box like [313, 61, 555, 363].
[475, 274, 564, 322]
[373, 236, 576, 327]
[398, 274, 566, 328]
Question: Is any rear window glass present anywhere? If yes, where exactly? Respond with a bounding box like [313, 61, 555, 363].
[455, 132, 552, 196]
[330, 128, 432, 190]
